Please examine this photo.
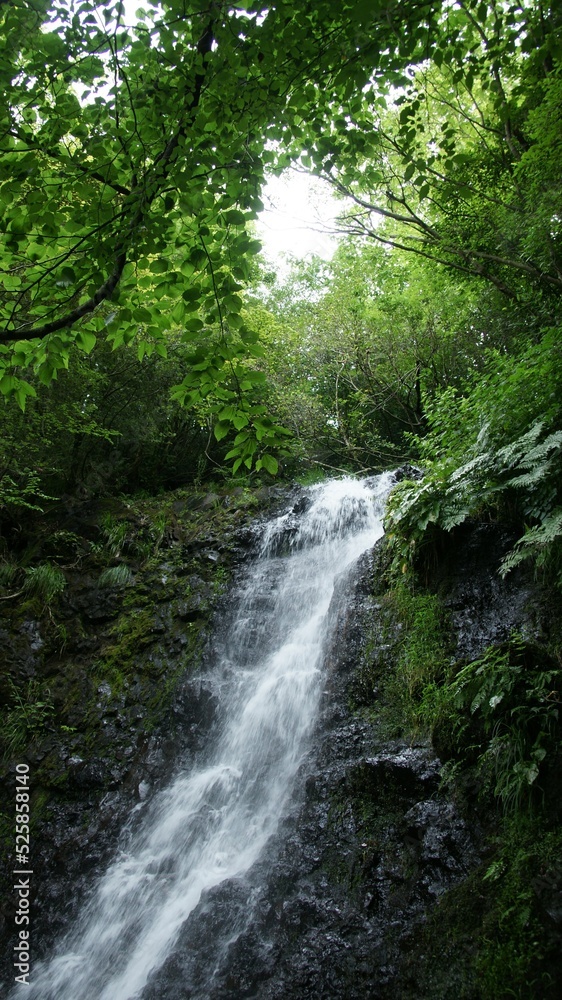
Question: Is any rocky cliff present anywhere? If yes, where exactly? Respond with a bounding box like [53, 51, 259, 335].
[1, 483, 561, 998]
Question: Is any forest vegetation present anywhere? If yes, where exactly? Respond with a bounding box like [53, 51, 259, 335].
[1, 1, 562, 996]
[1, 0, 560, 527]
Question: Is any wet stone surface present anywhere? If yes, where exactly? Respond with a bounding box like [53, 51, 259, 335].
[142, 547, 483, 1000]
[0, 486, 541, 998]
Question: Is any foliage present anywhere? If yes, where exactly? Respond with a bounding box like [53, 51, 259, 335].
[359, 551, 562, 995]
[100, 515, 131, 558]
[1, 679, 55, 763]
[391, 586, 452, 705]
[258, 240, 495, 472]
[366, 581, 561, 820]
[408, 820, 562, 1000]
[451, 638, 561, 814]
[309, 2, 562, 301]
[0, 559, 17, 589]
[0, 0, 461, 471]
[385, 328, 562, 585]
[22, 562, 67, 605]
[0, 469, 55, 515]
[97, 564, 134, 588]
[353, 576, 453, 738]
[476, 824, 562, 999]
[0, 327, 292, 503]
[4, 1, 559, 474]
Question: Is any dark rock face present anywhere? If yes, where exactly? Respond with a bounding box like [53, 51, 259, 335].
[141, 547, 483, 1000]
[0, 487, 293, 992]
[430, 521, 538, 662]
[0, 490, 543, 999]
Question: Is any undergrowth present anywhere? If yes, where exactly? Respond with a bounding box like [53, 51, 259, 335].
[364, 575, 562, 999]
[1, 679, 55, 764]
[385, 329, 562, 588]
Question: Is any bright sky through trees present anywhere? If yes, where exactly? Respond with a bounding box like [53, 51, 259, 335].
[257, 170, 340, 263]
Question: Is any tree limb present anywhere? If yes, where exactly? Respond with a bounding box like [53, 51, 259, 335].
[0, 16, 216, 346]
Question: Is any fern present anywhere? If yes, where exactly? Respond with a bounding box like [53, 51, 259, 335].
[495, 421, 545, 468]
[500, 508, 562, 577]
[450, 638, 561, 815]
[522, 429, 562, 464]
[385, 328, 562, 583]
[449, 451, 493, 483]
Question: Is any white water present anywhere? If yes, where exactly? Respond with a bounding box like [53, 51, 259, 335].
[16, 475, 391, 1000]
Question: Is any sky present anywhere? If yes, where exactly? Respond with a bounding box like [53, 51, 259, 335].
[256, 170, 341, 265]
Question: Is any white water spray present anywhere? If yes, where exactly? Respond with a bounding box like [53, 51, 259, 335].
[15, 475, 392, 1000]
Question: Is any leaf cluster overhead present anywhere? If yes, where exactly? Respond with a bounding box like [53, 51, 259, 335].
[2, 0, 561, 473]
[305, 0, 562, 299]
[0, 0, 435, 343]
[0, 0, 453, 465]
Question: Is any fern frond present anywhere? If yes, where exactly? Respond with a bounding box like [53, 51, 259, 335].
[449, 452, 492, 483]
[509, 463, 555, 489]
[500, 507, 562, 577]
[519, 430, 562, 468]
[496, 422, 544, 469]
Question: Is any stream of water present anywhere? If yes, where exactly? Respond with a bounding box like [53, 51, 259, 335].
[16, 475, 391, 1000]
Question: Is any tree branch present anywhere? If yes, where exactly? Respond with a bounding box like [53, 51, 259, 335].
[1, 252, 127, 343]
[0, 15, 216, 346]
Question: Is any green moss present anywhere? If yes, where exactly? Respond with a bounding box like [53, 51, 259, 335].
[397, 820, 562, 1000]
[145, 620, 206, 725]
[352, 580, 453, 740]
[391, 586, 452, 704]
[96, 608, 157, 680]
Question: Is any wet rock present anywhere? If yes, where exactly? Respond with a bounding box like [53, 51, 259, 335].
[359, 747, 441, 799]
[172, 679, 219, 739]
[65, 586, 121, 622]
[431, 521, 539, 661]
[200, 492, 220, 509]
[20, 619, 44, 652]
[292, 494, 312, 516]
[138, 780, 150, 801]
[392, 464, 423, 482]
[68, 757, 110, 790]
[0, 484, 547, 999]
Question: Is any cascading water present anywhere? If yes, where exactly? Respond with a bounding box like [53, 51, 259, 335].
[15, 475, 392, 1000]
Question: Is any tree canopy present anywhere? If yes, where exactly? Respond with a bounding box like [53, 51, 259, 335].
[1, 0, 561, 483]
[1, 0, 455, 466]
[307, 1, 562, 299]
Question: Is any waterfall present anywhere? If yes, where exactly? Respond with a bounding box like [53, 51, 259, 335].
[16, 475, 392, 1000]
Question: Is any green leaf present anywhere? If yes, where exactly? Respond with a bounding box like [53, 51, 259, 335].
[224, 209, 247, 226]
[259, 453, 278, 475]
[214, 421, 231, 441]
[0, 374, 17, 395]
[15, 381, 36, 412]
[149, 259, 169, 274]
[76, 330, 97, 354]
[189, 248, 207, 269]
